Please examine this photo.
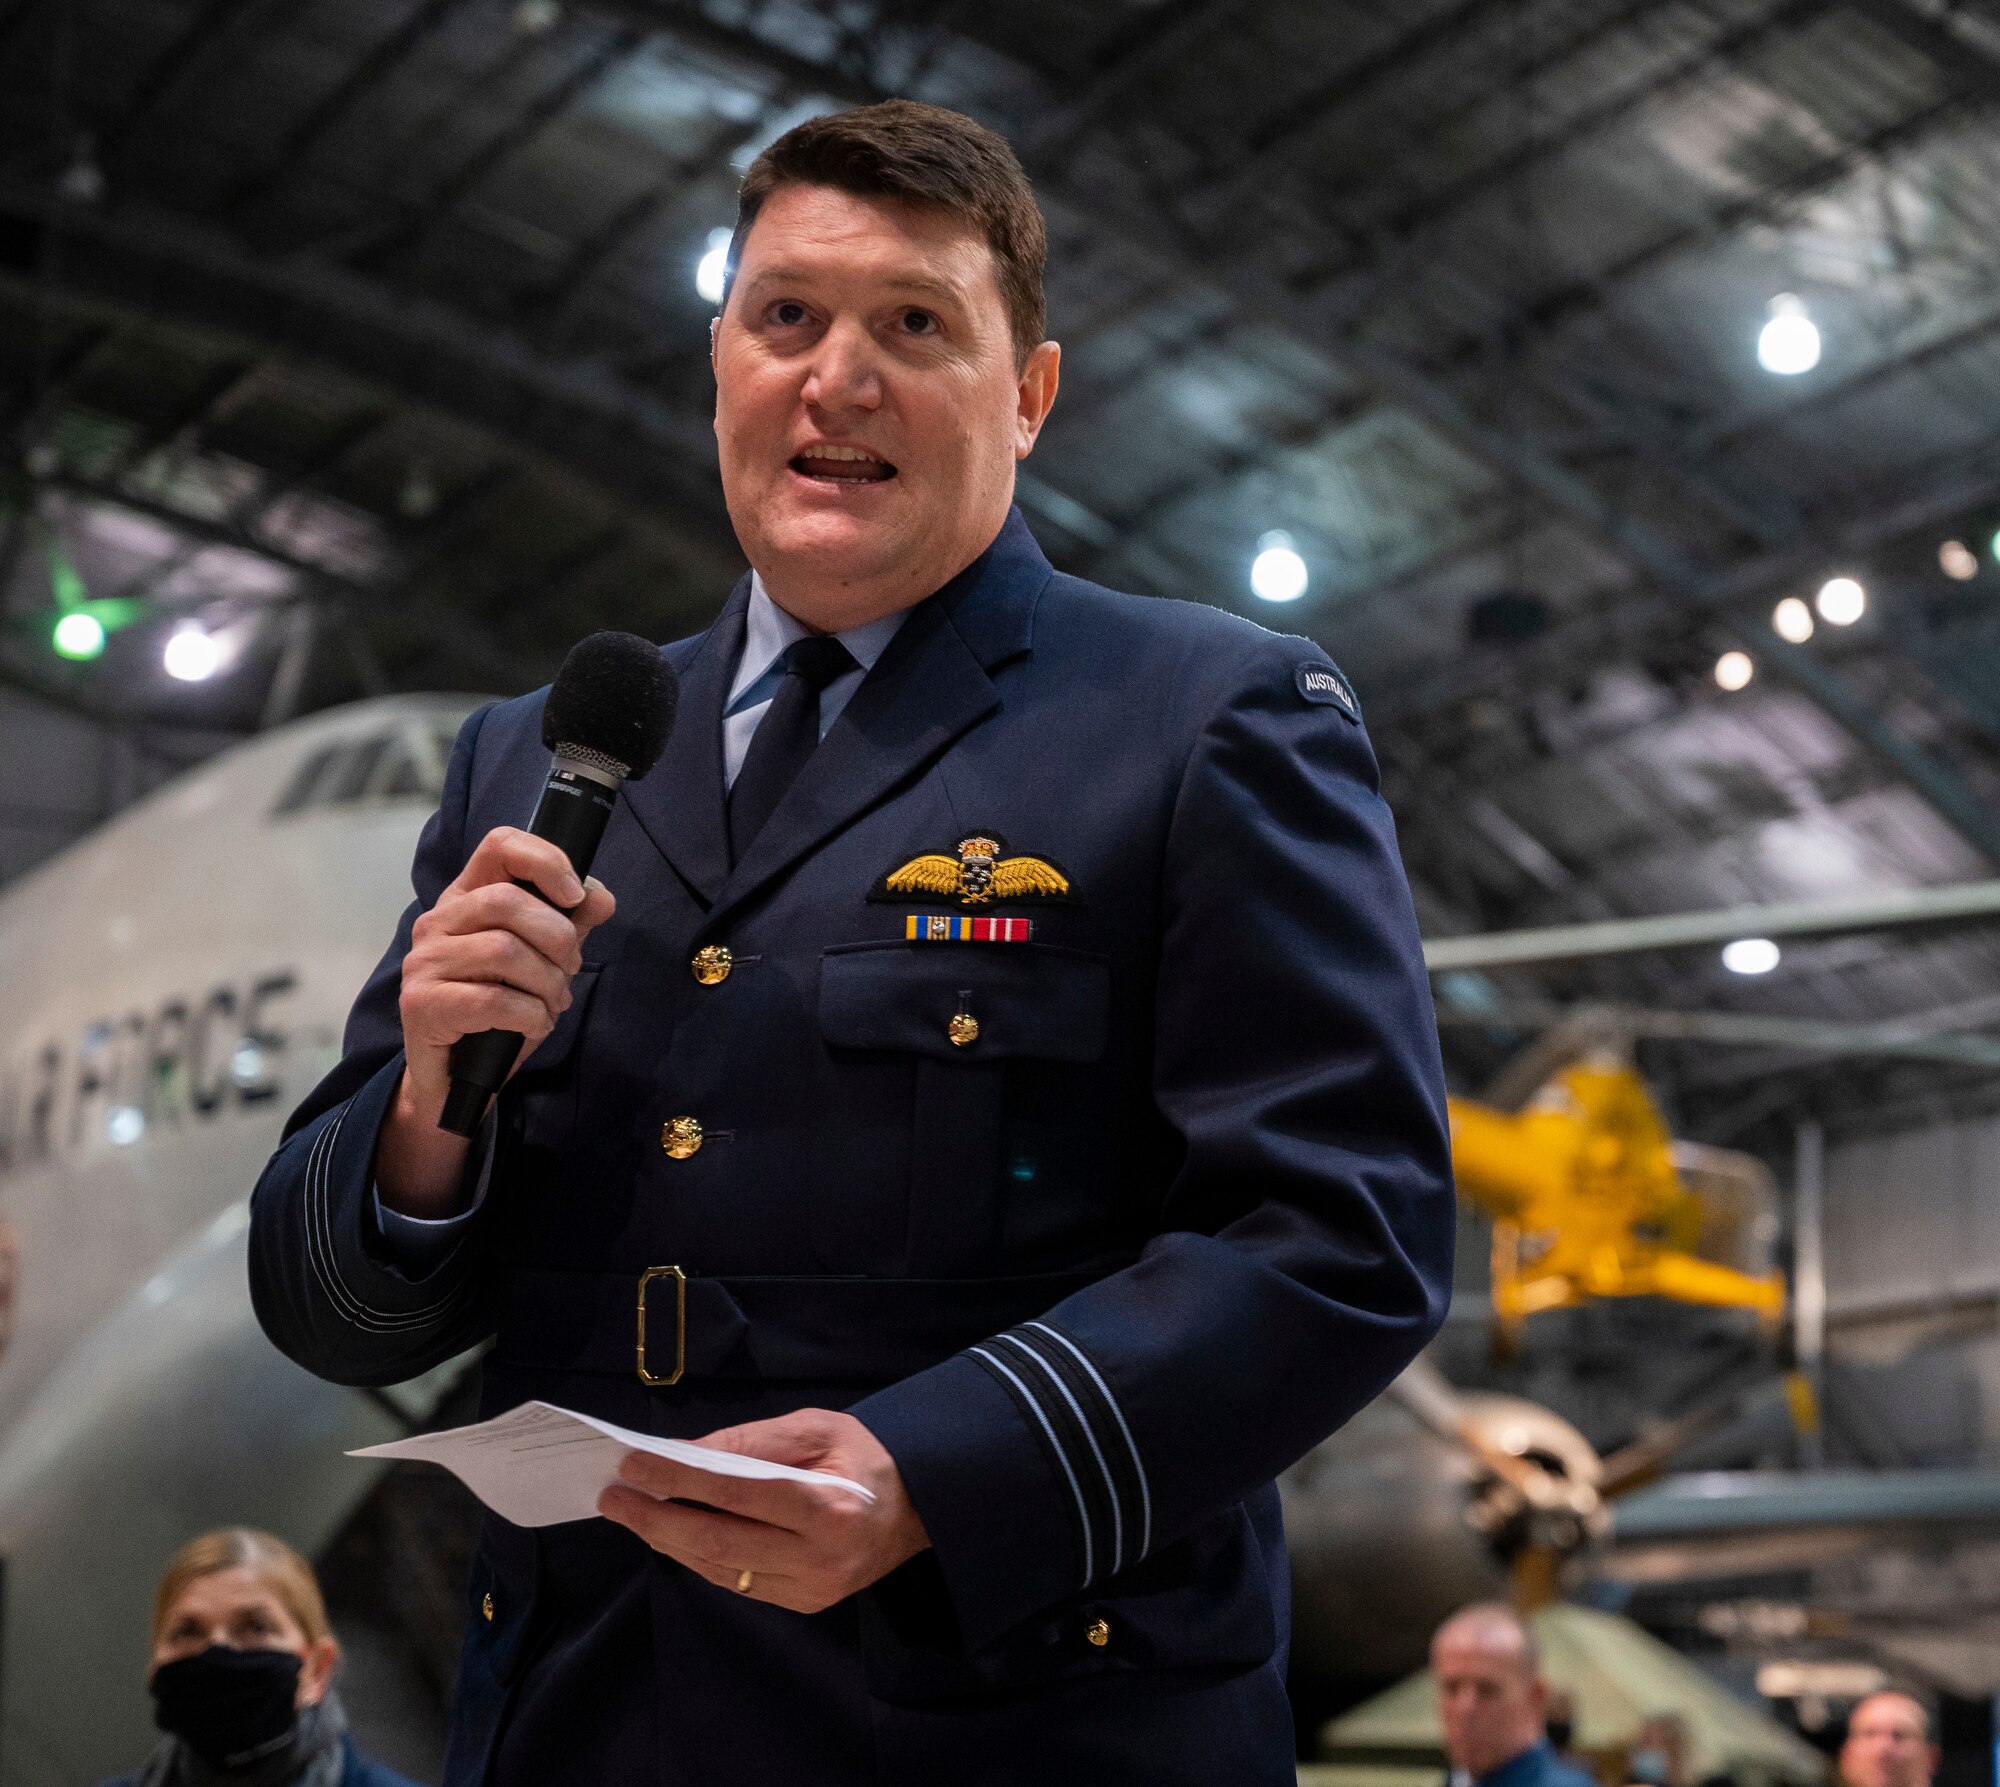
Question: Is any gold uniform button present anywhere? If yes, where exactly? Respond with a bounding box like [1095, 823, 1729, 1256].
[690, 945, 733, 986]
[948, 1011, 980, 1048]
[1085, 1617, 1110, 1648]
[482, 1592, 495, 1623]
[660, 1116, 704, 1159]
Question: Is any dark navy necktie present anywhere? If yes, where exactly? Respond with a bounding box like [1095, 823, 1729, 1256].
[727, 633, 857, 863]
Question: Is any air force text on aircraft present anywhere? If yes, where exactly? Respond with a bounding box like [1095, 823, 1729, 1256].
[0, 970, 301, 1174]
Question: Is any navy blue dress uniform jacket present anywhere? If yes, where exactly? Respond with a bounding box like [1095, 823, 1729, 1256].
[248, 510, 1454, 1785]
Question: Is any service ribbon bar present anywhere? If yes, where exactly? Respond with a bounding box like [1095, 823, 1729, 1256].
[905, 914, 1034, 942]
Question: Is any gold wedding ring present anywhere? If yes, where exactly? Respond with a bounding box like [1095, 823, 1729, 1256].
[735, 1569, 755, 1595]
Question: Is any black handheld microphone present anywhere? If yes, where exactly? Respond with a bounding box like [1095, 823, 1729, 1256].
[438, 631, 678, 1136]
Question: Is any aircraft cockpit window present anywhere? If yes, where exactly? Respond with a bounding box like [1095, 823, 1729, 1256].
[383, 749, 430, 799]
[269, 726, 449, 818]
[270, 745, 343, 816]
[327, 735, 394, 804]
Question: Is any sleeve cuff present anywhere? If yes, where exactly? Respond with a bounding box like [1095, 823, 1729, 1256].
[367, 1105, 496, 1282]
[852, 1351, 1085, 1652]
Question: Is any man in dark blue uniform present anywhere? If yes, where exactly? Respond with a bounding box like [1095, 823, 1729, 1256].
[1432, 1606, 1597, 1787]
[249, 99, 1454, 1785]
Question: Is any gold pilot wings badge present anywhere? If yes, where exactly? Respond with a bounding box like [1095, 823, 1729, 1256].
[870, 833, 1074, 908]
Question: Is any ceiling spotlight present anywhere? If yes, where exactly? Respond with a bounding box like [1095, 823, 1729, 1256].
[1772, 597, 1814, 644]
[1757, 293, 1820, 376]
[106, 1105, 144, 1146]
[57, 136, 106, 206]
[1722, 937, 1781, 976]
[1815, 576, 1865, 626]
[695, 227, 732, 306]
[1940, 539, 1979, 581]
[512, 0, 561, 31]
[398, 461, 439, 520]
[1250, 530, 1309, 603]
[52, 611, 105, 661]
[163, 624, 221, 683]
[1714, 649, 1754, 691]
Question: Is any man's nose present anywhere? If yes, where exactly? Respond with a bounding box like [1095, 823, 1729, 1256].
[801, 318, 883, 413]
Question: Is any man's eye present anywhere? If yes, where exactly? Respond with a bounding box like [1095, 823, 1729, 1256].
[769, 301, 808, 327]
[900, 309, 937, 335]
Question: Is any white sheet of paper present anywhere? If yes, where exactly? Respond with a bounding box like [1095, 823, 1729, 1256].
[349, 1399, 875, 1528]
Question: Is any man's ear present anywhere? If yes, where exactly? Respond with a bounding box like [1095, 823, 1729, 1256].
[711, 316, 721, 368]
[1014, 340, 1061, 459]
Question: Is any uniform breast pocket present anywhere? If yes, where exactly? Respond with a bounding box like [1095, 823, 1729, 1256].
[819, 940, 1110, 1062]
[818, 942, 1110, 1274]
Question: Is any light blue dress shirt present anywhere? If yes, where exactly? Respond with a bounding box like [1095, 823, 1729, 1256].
[722, 573, 909, 788]
[376, 576, 909, 1272]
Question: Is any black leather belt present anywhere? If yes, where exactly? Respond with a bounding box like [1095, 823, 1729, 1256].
[489, 1265, 1123, 1385]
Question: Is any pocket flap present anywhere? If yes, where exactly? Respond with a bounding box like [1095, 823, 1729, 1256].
[820, 942, 1109, 1063]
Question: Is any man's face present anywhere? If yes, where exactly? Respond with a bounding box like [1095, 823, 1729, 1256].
[712, 181, 1059, 631]
[1433, 1630, 1547, 1779]
[1841, 1696, 1936, 1787]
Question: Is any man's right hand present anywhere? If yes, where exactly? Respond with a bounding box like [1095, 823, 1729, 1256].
[377, 826, 615, 1217]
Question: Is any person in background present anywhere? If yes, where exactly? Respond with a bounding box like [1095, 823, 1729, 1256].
[99, 1528, 423, 1787]
[1626, 1714, 1688, 1787]
[1545, 1689, 1579, 1763]
[1433, 1604, 1599, 1787]
[1839, 1692, 1939, 1787]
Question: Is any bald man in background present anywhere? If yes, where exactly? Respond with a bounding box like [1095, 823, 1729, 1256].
[1840, 1693, 1939, 1787]
[1433, 1605, 1597, 1787]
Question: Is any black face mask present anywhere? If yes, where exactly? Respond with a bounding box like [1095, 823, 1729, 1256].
[150, 1646, 303, 1769]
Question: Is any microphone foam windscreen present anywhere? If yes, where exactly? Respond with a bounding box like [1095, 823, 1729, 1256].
[542, 631, 678, 777]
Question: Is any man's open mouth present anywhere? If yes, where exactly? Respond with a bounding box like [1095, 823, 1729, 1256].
[790, 446, 897, 485]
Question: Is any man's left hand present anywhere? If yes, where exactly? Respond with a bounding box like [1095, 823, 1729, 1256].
[596, 1409, 931, 1612]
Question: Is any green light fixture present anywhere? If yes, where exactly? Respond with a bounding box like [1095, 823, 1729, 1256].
[42, 535, 140, 662]
[52, 611, 106, 659]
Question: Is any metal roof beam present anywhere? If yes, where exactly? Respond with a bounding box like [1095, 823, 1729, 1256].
[1207, 0, 1657, 203]
[27, 0, 1992, 865]
[1281, 0, 1826, 291]
[98, 355, 262, 484]
[226, 0, 479, 220]
[0, 181, 728, 540]
[1376, 424, 2000, 724]
[351, 23, 648, 273]
[99, 0, 275, 162]
[1021, 0, 1256, 161]
[1841, 0, 2000, 101]
[27, 467, 527, 691]
[0, 320, 117, 448]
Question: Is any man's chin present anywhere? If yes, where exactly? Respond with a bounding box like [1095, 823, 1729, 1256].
[756, 509, 907, 581]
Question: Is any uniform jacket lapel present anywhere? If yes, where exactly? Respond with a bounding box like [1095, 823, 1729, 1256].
[621, 574, 748, 907]
[713, 509, 1052, 924]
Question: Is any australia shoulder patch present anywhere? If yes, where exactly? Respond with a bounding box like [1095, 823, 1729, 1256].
[1296, 658, 1361, 723]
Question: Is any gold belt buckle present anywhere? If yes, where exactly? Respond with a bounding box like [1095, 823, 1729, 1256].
[636, 1265, 686, 1387]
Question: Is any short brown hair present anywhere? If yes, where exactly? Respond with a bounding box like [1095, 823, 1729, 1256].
[724, 99, 1048, 369]
[151, 1528, 331, 1648]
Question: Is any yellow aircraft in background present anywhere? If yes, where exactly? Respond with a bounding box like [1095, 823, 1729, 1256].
[1447, 1057, 1787, 1352]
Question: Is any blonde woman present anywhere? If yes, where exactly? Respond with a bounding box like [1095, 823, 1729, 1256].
[100, 1529, 423, 1787]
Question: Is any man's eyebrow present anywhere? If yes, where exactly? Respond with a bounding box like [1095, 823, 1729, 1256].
[738, 265, 969, 304]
